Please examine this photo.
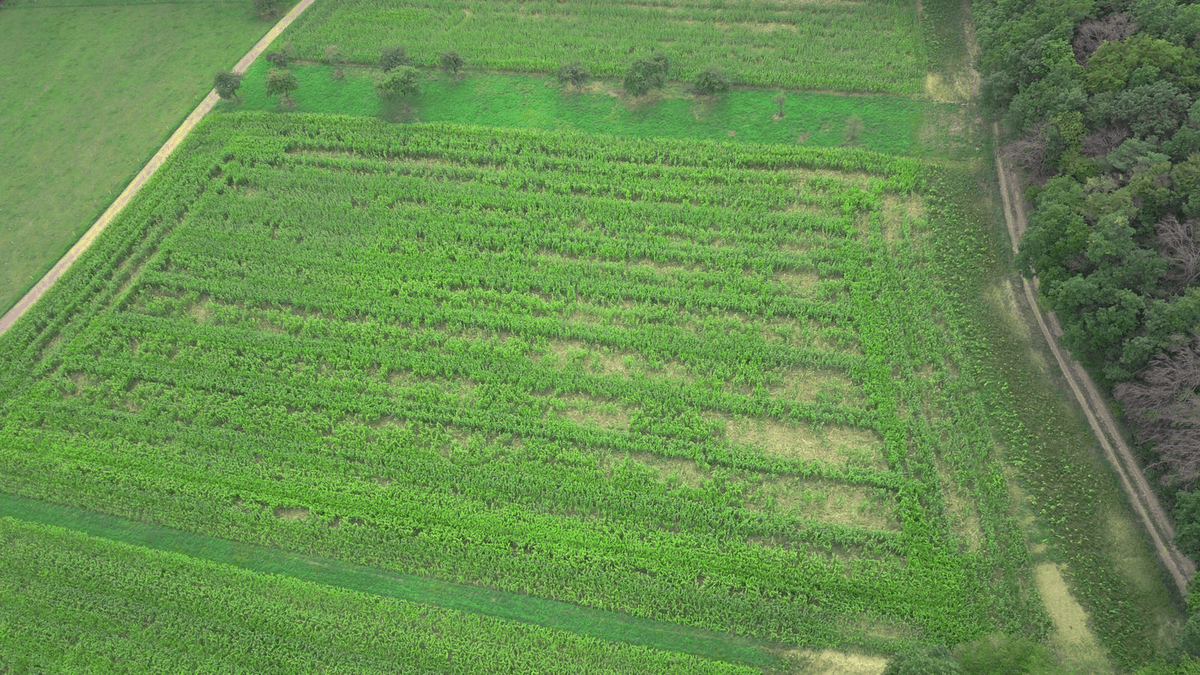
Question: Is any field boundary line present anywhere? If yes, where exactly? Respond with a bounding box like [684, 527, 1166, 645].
[993, 122, 1195, 597]
[0, 492, 779, 668]
[0, 0, 317, 337]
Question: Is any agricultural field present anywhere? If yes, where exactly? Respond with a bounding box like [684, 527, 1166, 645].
[1, 113, 1054, 663]
[0, 0, 272, 315]
[279, 0, 928, 94]
[2, 516, 771, 673]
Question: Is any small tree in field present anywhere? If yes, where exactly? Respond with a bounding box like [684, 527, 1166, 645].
[774, 91, 786, 118]
[376, 65, 420, 115]
[440, 49, 464, 79]
[252, 0, 283, 19]
[556, 61, 590, 89]
[264, 49, 290, 69]
[380, 44, 412, 72]
[692, 66, 729, 96]
[265, 68, 298, 106]
[624, 53, 669, 97]
[213, 71, 243, 102]
[323, 45, 347, 79]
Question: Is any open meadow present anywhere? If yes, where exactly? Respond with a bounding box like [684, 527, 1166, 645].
[0, 0, 271, 315]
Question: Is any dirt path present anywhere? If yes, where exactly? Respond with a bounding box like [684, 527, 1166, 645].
[993, 122, 1195, 596]
[0, 0, 317, 338]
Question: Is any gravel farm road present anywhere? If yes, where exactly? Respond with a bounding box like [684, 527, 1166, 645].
[0, 0, 317, 337]
[993, 122, 1195, 597]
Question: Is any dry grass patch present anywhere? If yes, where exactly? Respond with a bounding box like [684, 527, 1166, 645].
[771, 269, 820, 296]
[758, 479, 899, 531]
[1035, 563, 1114, 673]
[775, 648, 888, 675]
[936, 459, 983, 552]
[273, 506, 310, 521]
[726, 416, 886, 468]
[553, 395, 633, 432]
[770, 367, 865, 406]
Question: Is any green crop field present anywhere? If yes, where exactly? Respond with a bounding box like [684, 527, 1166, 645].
[0, 1, 271, 315]
[0, 517, 762, 673]
[0, 113, 1056, 663]
[278, 0, 928, 94]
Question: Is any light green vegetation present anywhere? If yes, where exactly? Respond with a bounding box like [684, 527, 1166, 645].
[225, 62, 980, 159]
[0, 517, 762, 673]
[0, 2, 271, 314]
[278, 0, 928, 94]
[0, 113, 1056, 659]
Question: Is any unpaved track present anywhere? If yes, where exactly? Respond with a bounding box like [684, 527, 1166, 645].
[993, 122, 1195, 596]
[0, 0, 317, 337]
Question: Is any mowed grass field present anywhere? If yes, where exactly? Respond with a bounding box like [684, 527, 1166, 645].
[278, 0, 928, 94]
[1, 113, 1051, 666]
[0, 2, 271, 315]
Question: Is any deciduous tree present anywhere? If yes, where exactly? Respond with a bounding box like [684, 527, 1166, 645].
[213, 71, 243, 102]
[380, 45, 412, 72]
[692, 67, 729, 96]
[265, 68, 298, 106]
[555, 61, 590, 88]
[376, 65, 420, 115]
[440, 49, 464, 79]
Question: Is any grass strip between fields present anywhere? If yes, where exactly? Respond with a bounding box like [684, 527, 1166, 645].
[222, 61, 976, 160]
[0, 491, 784, 670]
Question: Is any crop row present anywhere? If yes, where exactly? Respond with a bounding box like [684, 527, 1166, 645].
[278, 0, 927, 93]
[1, 517, 763, 674]
[0, 114, 1039, 651]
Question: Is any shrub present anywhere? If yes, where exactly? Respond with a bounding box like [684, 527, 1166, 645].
[380, 45, 412, 72]
[555, 61, 591, 88]
[692, 67, 730, 96]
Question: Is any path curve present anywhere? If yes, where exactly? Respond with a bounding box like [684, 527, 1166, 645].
[993, 122, 1196, 597]
[0, 0, 317, 337]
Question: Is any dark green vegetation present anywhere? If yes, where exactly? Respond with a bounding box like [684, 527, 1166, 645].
[1, 517, 761, 673]
[277, 0, 928, 94]
[976, 0, 1200, 492]
[223, 61, 973, 159]
[0, 2, 270, 315]
[0, 112, 1054, 659]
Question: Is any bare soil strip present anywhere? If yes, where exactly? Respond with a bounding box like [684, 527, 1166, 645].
[993, 122, 1195, 596]
[0, 0, 318, 337]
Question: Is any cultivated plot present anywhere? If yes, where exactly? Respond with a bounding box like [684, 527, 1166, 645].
[0, 113, 1044, 654]
[279, 0, 927, 93]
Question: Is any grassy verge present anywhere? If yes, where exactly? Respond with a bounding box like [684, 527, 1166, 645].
[223, 61, 978, 160]
[0, 492, 783, 671]
[924, 148, 1186, 670]
[0, 2, 272, 315]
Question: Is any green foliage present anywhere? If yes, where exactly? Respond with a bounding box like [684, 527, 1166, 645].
[1176, 491, 1200, 562]
[379, 44, 412, 72]
[375, 65, 420, 100]
[265, 67, 297, 105]
[954, 634, 1061, 674]
[275, 0, 927, 93]
[555, 61, 591, 88]
[692, 67, 730, 96]
[0, 114, 1055, 660]
[439, 49, 464, 76]
[883, 646, 963, 675]
[213, 70, 243, 102]
[263, 49, 290, 69]
[323, 44, 346, 79]
[1083, 35, 1186, 94]
[0, 517, 760, 674]
[624, 53, 670, 97]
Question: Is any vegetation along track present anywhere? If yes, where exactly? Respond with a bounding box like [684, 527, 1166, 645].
[993, 121, 1196, 598]
[0, 0, 318, 338]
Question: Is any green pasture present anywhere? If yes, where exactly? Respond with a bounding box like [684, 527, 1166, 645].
[0, 2, 270, 315]
[226, 61, 977, 159]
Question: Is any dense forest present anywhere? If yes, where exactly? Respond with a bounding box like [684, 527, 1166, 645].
[976, 0, 1200, 525]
